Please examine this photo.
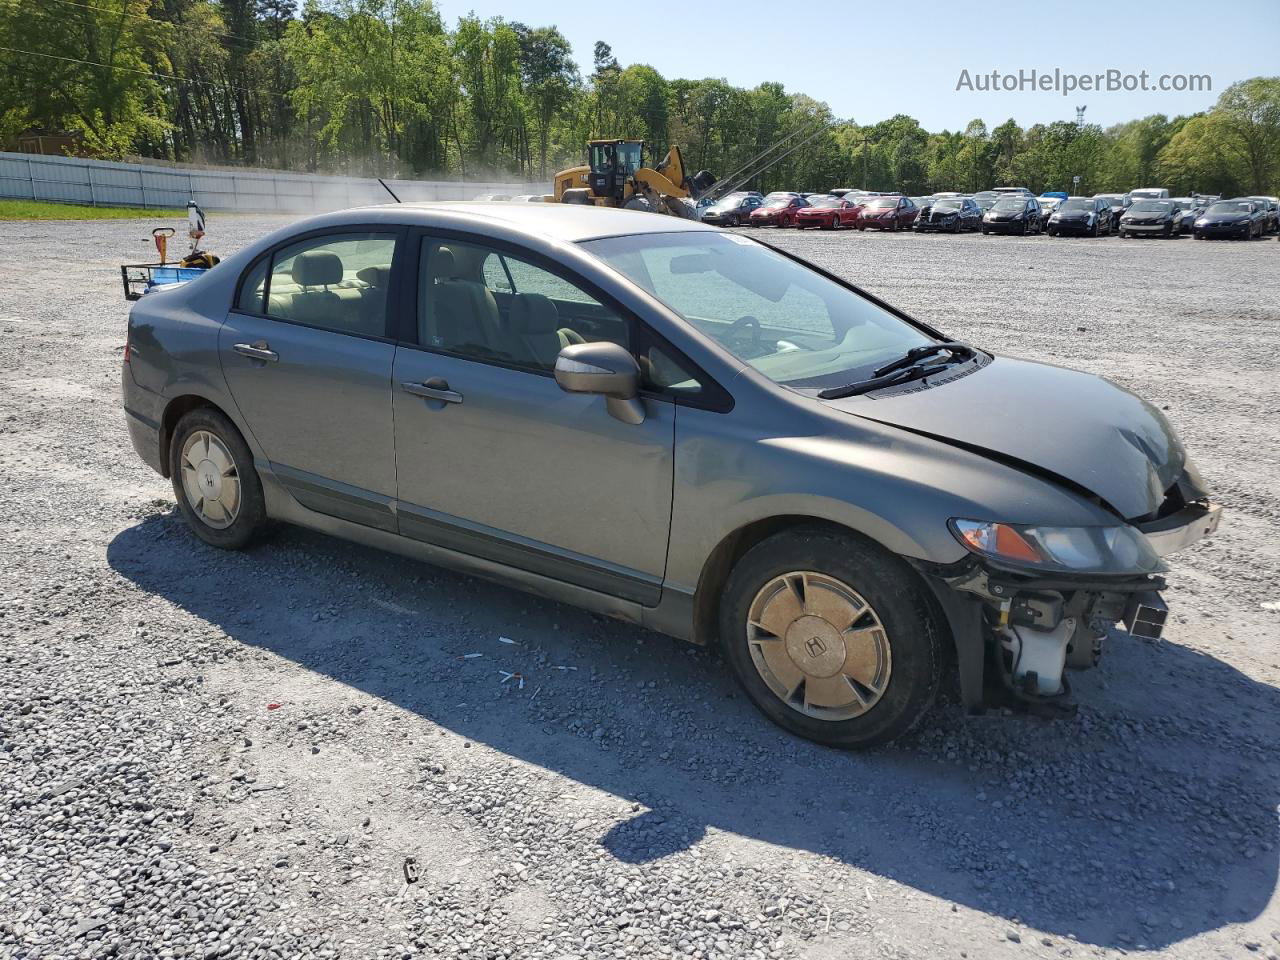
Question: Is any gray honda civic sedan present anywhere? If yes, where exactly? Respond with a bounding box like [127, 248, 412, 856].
[121, 202, 1220, 747]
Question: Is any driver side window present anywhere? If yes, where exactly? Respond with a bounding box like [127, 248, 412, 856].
[417, 239, 629, 373]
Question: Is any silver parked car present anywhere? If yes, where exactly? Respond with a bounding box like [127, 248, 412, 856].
[121, 203, 1220, 748]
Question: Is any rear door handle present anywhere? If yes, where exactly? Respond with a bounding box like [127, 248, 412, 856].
[233, 340, 279, 362]
[400, 378, 463, 404]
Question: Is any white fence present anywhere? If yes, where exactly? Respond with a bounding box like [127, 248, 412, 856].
[0, 152, 542, 212]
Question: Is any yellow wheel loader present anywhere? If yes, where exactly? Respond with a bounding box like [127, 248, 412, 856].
[546, 139, 715, 218]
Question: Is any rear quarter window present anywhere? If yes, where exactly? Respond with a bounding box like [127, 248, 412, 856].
[236, 257, 268, 313]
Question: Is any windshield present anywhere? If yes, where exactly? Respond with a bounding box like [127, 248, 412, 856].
[1132, 200, 1172, 213]
[867, 198, 897, 208]
[1060, 199, 1092, 212]
[616, 142, 642, 174]
[762, 198, 791, 209]
[1207, 201, 1251, 214]
[711, 194, 749, 210]
[582, 232, 933, 389]
[934, 199, 962, 210]
[992, 198, 1025, 211]
[806, 197, 840, 208]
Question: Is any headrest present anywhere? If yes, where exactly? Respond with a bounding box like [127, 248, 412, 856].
[357, 265, 391, 287]
[510, 293, 559, 335]
[433, 245, 457, 279]
[292, 250, 342, 287]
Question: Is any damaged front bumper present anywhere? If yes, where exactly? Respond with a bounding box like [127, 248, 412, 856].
[916, 500, 1221, 715]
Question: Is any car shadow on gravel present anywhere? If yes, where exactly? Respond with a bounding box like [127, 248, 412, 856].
[108, 514, 1280, 952]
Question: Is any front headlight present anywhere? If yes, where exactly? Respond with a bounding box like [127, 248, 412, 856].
[949, 519, 1164, 574]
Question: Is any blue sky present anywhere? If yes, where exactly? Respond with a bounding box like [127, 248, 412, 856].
[434, 0, 1280, 131]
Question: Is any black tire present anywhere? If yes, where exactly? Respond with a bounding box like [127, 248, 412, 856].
[169, 407, 266, 550]
[719, 527, 943, 749]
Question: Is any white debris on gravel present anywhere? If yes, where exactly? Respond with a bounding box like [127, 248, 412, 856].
[0, 216, 1277, 959]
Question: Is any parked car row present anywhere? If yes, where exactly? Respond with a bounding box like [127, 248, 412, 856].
[695, 185, 1280, 243]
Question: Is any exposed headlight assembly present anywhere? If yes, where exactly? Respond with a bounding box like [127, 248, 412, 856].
[949, 519, 1165, 575]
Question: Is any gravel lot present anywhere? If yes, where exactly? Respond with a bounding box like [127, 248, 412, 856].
[1, 213, 1278, 960]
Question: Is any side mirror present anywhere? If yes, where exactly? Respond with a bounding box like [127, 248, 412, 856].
[554, 341, 645, 425]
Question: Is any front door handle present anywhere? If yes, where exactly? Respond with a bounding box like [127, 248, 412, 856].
[233, 340, 279, 362]
[400, 377, 463, 404]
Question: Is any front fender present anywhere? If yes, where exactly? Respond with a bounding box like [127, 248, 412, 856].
[664, 403, 1115, 596]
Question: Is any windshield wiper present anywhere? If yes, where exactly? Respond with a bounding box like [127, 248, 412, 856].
[817, 342, 976, 400]
[871, 341, 974, 378]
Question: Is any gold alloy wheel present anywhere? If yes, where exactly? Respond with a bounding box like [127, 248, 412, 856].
[746, 571, 892, 721]
[180, 430, 241, 530]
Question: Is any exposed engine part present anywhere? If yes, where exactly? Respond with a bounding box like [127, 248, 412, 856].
[1065, 621, 1105, 669]
[1009, 592, 1063, 629]
[1000, 617, 1075, 695]
[1122, 590, 1169, 639]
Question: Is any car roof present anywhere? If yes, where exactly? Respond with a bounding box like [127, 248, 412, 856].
[341, 200, 713, 243]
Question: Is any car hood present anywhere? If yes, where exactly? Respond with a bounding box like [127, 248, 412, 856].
[822, 357, 1185, 519]
[1202, 212, 1246, 222]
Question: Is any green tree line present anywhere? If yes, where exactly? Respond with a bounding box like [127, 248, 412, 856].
[2, 0, 1278, 197]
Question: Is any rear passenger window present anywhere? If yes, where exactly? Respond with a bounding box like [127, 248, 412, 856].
[264, 233, 396, 337]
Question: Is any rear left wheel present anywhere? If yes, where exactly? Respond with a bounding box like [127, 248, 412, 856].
[719, 527, 943, 749]
[170, 407, 266, 550]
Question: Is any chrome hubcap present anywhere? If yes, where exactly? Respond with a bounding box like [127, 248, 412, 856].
[180, 430, 241, 529]
[746, 571, 891, 721]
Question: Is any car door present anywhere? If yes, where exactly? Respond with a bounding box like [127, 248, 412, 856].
[220, 227, 403, 530]
[390, 232, 676, 605]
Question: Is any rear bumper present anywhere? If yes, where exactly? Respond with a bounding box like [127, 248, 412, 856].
[121, 364, 165, 476]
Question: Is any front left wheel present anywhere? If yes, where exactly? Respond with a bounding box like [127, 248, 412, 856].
[170, 407, 266, 549]
[719, 527, 943, 749]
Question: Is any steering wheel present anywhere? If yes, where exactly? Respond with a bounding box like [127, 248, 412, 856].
[724, 314, 762, 351]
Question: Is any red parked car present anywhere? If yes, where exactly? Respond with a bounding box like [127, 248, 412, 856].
[794, 196, 860, 230]
[855, 195, 919, 231]
[748, 195, 808, 227]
